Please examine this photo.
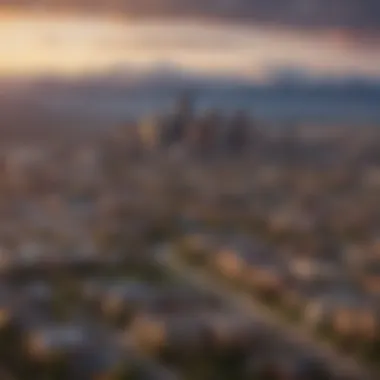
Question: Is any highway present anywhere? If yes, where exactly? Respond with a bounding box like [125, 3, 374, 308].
[155, 244, 376, 380]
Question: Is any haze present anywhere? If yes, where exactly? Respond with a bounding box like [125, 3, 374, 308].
[2, 14, 380, 80]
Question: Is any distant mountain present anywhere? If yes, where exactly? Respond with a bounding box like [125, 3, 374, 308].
[12, 65, 380, 96]
[2, 67, 379, 125]
[1, 0, 380, 31]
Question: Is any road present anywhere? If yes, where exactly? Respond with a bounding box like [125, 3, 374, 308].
[96, 324, 181, 380]
[155, 245, 375, 380]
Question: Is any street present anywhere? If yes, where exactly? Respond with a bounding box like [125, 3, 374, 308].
[155, 244, 376, 380]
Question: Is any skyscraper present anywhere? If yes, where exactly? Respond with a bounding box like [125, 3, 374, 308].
[226, 110, 251, 155]
[163, 93, 195, 147]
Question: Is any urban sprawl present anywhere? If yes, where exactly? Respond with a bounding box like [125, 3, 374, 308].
[0, 97, 379, 380]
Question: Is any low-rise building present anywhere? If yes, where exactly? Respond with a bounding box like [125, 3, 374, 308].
[26, 324, 90, 361]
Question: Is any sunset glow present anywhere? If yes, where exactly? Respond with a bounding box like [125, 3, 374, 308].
[1, 14, 380, 79]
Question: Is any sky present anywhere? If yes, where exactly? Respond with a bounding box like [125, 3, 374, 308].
[1, 14, 380, 80]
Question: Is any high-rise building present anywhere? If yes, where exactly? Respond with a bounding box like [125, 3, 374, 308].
[163, 93, 195, 147]
[226, 110, 251, 155]
[187, 109, 220, 157]
[138, 115, 161, 151]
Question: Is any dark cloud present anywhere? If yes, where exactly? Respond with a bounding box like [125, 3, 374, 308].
[1, 0, 380, 30]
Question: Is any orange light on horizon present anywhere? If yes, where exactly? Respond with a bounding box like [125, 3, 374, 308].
[1, 13, 380, 80]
